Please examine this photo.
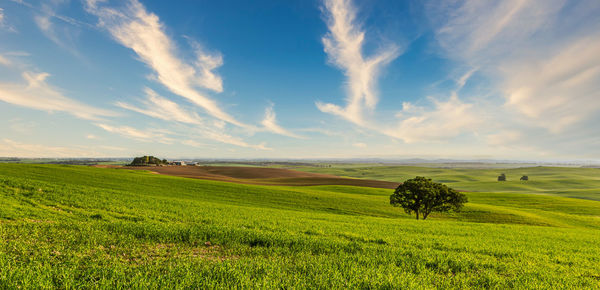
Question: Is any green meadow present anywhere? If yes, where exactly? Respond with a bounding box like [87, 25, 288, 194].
[293, 165, 600, 201]
[1, 164, 600, 288]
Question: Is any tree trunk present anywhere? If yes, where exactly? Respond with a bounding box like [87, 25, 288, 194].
[415, 210, 419, 220]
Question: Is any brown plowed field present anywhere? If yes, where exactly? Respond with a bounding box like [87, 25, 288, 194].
[117, 165, 399, 189]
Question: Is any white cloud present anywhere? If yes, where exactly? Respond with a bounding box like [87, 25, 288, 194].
[316, 0, 399, 125]
[32, 2, 88, 59]
[116, 88, 270, 149]
[0, 138, 112, 158]
[116, 87, 204, 125]
[431, 0, 565, 62]
[0, 71, 115, 120]
[315, 0, 480, 144]
[34, 13, 51, 30]
[502, 36, 600, 132]
[456, 67, 478, 91]
[0, 8, 17, 32]
[85, 0, 246, 128]
[429, 0, 600, 132]
[0, 55, 10, 66]
[0, 7, 16, 32]
[261, 103, 303, 139]
[353, 142, 366, 148]
[86, 134, 98, 140]
[193, 129, 271, 150]
[384, 94, 480, 143]
[96, 123, 174, 144]
[188, 39, 224, 93]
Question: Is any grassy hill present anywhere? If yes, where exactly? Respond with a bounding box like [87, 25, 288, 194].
[291, 165, 600, 201]
[1, 164, 600, 288]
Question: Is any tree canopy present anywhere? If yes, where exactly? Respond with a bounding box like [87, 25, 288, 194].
[390, 176, 467, 220]
[129, 156, 168, 166]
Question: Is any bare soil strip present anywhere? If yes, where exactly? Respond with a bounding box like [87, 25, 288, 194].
[108, 165, 399, 189]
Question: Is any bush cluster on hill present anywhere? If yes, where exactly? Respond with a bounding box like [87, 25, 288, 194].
[129, 156, 168, 166]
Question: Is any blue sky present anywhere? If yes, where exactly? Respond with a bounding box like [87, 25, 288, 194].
[1, 0, 599, 160]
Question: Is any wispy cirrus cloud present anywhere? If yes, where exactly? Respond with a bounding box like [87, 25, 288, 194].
[116, 88, 204, 125]
[0, 138, 117, 158]
[86, 0, 296, 149]
[316, 0, 480, 144]
[0, 54, 10, 66]
[195, 130, 271, 151]
[97, 121, 270, 150]
[34, 13, 82, 58]
[9, 0, 94, 58]
[116, 88, 271, 149]
[261, 103, 303, 139]
[317, 0, 600, 157]
[384, 94, 480, 143]
[84, 0, 246, 128]
[96, 123, 174, 144]
[428, 0, 600, 133]
[0, 7, 17, 32]
[316, 0, 399, 126]
[0, 70, 115, 120]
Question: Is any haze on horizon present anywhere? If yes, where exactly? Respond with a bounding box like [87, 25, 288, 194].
[1, 0, 599, 161]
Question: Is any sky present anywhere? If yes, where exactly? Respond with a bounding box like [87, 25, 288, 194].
[1, 0, 599, 160]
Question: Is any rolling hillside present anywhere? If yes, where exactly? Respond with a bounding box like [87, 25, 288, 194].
[1, 164, 599, 288]
[291, 165, 600, 200]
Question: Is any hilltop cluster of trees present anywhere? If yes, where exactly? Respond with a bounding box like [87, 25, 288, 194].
[129, 156, 168, 166]
[498, 173, 529, 181]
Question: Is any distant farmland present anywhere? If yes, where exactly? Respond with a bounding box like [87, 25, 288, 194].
[116, 165, 400, 188]
[1, 164, 600, 288]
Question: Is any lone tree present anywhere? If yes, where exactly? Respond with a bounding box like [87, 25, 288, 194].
[520, 175, 529, 181]
[498, 173, 506, 181]
[390, 176, 467, 220]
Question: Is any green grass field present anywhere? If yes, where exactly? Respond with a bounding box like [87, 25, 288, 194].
[291, 165, 600, 201]
[1, 164, 600, 288]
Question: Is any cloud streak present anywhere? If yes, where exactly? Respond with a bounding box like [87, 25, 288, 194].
[261, 103, 303, 139]
[316, 0, 600, 157]
[116, 88, 271, 149]
[385, 94, 480, 143]
[0, 138, 117, 158]
[96, 123, 174, 144]
[85, 0, 247, 128]
[316, 0, 480, 144]
[116, 88, 204, 125]
[0, 71, 115, 120]
[34, 13, 83, 58]
[317, 0, 399, 126]
[429, 0, 600, 132]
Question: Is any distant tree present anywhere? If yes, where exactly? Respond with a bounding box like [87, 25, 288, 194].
[520, 175, 529, 181]
[498, 173, 506, 181]
[390, 176, 467, 220]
